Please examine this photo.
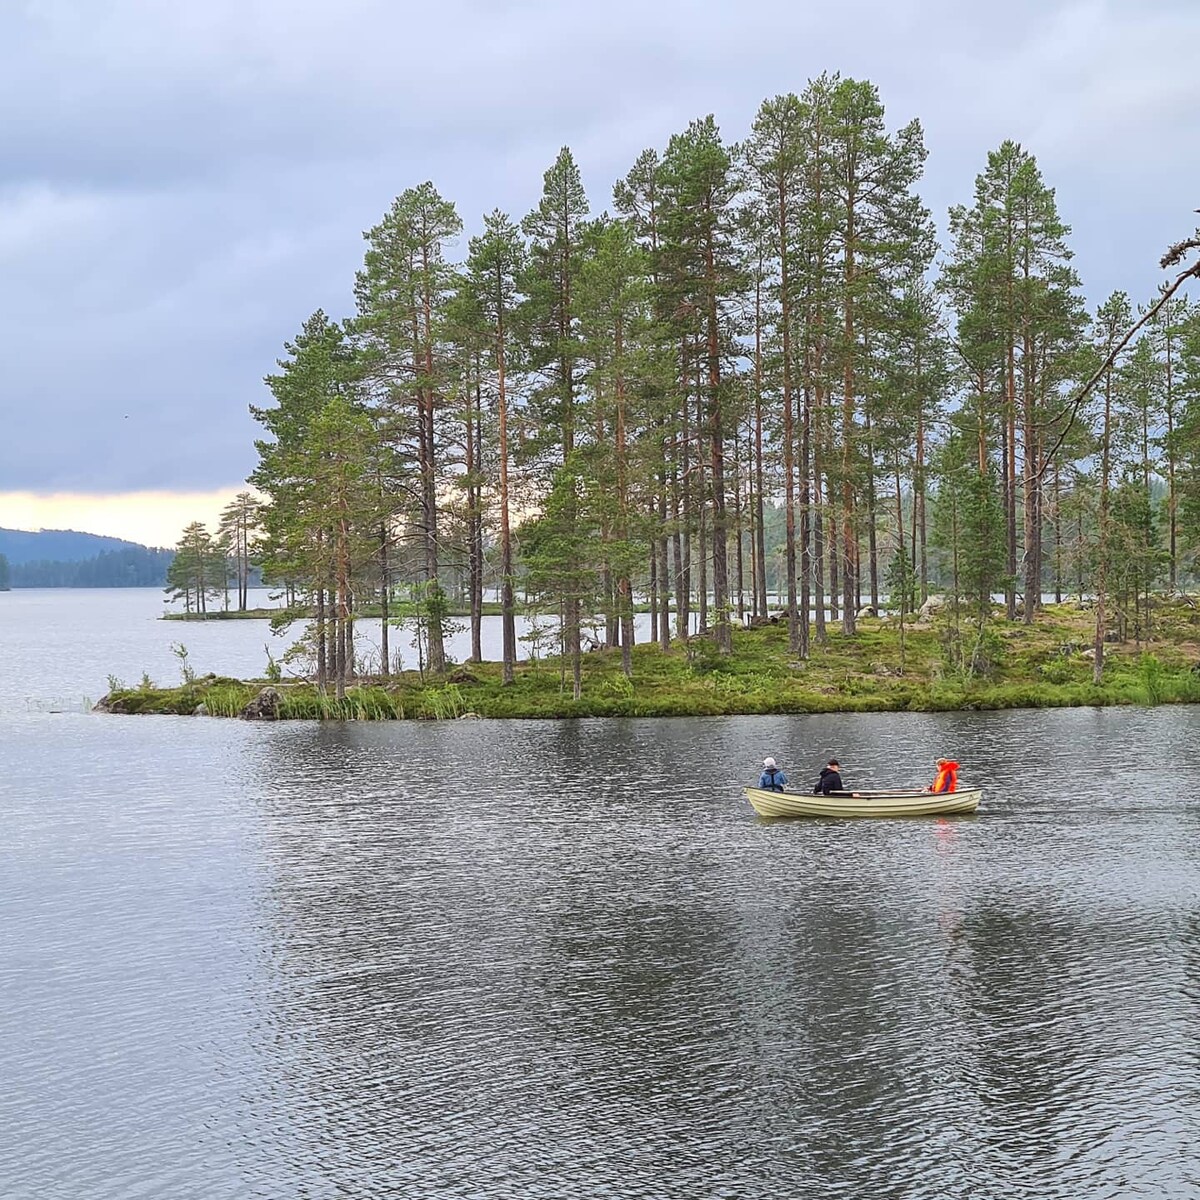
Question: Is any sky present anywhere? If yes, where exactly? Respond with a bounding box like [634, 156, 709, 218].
[1, 0, 1198, 546]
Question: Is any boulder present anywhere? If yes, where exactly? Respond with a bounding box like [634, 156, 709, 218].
[239, 687, 282, 720]
[857, 605, 878, 619]
[193, 703, 208, 716]
[918, 594, 947, 619]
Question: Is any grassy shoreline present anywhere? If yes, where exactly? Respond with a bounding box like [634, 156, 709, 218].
[101, 602, 1200, 720]
[163, 601, 714, 621]
[162, 601, 508, 621]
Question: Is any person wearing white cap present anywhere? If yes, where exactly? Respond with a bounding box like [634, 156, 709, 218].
[758, 757, 787, 791]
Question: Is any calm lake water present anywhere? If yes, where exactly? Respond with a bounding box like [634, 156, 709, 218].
[2, 589, 1200, 1198]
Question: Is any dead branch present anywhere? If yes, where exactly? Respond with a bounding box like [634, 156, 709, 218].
[1036, 236, 1200, 481]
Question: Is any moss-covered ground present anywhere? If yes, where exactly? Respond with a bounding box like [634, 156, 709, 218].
[102, 600, 1200, 720]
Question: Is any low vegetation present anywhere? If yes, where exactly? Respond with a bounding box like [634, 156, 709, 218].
[98, 600, 1200, 720]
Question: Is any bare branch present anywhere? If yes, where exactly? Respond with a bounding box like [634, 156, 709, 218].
[1035, 246, 1200, 481]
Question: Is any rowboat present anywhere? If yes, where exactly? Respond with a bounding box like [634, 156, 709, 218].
[743, 786, 982, 819]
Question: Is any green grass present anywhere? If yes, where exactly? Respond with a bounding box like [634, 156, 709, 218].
[101, 602, 1200, 720]
[163, 601, 506, 621]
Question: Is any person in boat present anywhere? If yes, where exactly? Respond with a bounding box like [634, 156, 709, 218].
[813, 759, 845, 795]
[926, 758, 959, 794]
[758, 757, 787, 791]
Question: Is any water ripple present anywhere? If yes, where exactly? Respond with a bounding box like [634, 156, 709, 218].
[2, 710, 1200, 1197]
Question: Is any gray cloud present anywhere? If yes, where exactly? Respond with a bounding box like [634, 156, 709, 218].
[2, 0, 1197, 491]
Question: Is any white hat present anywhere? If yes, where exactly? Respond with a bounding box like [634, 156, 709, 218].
[763, 757, 776, 768]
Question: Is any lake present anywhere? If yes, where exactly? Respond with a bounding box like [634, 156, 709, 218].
[2, 589, 1199, 1197]
[0, 588, 696, 714]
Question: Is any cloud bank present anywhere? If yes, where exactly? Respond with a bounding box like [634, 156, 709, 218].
[1, 0, 1197, 497]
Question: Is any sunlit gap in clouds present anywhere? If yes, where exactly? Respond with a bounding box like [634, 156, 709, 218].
[0, 488, 258, 548]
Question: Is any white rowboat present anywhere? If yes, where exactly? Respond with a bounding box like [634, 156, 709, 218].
[743, 786, 982, 819]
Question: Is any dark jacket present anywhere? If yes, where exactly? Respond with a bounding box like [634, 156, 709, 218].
[813, 767, 844, 795]
[758, 767, 787, 791]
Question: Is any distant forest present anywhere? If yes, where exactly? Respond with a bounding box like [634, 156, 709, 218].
[0, 528, 174, 588]
[5, 547, 175, 588]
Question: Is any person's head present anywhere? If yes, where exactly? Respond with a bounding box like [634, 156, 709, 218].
[936, 757, 948, 766]
[828, 758, 839, 768]
[763, 757, 776, 769]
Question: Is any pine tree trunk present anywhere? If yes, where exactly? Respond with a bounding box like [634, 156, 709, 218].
[1022, 326, 1038, 625]
[420, 249, 446, 675]
[497, 305, 516, 686]
[733, 422, 745, 620]
[466, 367, 483, 664]
[865, 419, 879, 613]
[915, 404, 928, 602]
[316, 584, 327, 692]
[658, 493, 671, 650]
[813, 453, 828, 643]
[1166, 320, 1178, 589]
[379, 526, 390, 677]
[672, 467, 685, 641]
[840, 200, 857, 636]
[798, 380, 813, 657]
[1094, 369, 1114, 684]
[753, 364, 768, 622]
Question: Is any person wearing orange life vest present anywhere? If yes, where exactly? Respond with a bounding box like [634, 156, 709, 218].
[926, 758, 959, 794]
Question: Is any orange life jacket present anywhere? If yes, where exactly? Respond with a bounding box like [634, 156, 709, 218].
[931, 762, 959, 793]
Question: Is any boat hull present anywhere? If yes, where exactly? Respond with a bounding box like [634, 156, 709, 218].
[743, 786, 982, 819]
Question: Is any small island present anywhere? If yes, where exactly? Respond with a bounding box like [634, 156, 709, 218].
[97, 597, 1200, 720]
[106, 88, 1200, 726]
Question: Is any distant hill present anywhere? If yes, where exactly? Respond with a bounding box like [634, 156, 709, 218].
[0, 527, 164, 565]
[0, 528, 174, 588]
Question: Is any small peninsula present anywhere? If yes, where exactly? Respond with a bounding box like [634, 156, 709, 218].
[97, 600, 1200, 720]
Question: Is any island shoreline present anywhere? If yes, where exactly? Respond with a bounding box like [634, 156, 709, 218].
[97, 605, 1200, 721]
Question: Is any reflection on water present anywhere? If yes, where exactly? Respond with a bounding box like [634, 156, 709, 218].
[3, 707, 1200, 1196]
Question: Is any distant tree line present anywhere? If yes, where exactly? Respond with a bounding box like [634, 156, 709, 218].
[172, 74, 1200, 698]
[7, 546, 174, 588]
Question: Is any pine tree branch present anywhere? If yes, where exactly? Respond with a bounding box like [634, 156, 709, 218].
[1035, 243, 1200, 481]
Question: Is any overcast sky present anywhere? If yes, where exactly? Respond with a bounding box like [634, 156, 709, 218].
[2, 0, 1198, 542]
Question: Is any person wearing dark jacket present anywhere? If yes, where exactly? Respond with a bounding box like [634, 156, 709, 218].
[813, 759, 845, 795]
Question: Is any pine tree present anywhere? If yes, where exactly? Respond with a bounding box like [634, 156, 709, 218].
[166, 522, 223, 615]
[658, 115, 742, 653]
[945, 142, 1083, 622]
[614, 147, 676, 650]
[1090, 291, 1133, 683]
[465, 209, 525, 683]
[825, 77, 928, 634]
[521, 148, 591, 697]
[356, 183, 463, 675]
[217, 492, 264, 612]
[743, 93, 806, 653]
[579, 216, 650, 677]
[252, 310, 356, 689]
